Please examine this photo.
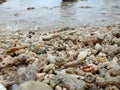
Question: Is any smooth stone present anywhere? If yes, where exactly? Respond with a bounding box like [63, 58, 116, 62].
[17, 81, 53, 90]
[95, 43, 102, 51]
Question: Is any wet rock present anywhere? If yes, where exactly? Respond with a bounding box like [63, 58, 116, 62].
[17, 81, 53, 90]
[62, 0, 77, 2]
[80, 6, 92, 8]
[34, 26, 40, 31]
[14, 13, 19, 17]
[28, 31, 35, 35]
[36, 73, 46, 81]
[27, 7, 35, 10]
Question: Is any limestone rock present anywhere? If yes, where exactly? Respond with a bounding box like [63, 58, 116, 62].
[17, 81, 53, 90]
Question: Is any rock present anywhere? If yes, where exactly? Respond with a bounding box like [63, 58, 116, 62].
[105, 85, 119, 90]
[0, 80, 16, 87]
[17, 81, 53, 90]
[55, 46, 66, 51]
[64, 49, 90, 67]
[35, 48, 48, 55]
[49, 80, 56, 88]
[95, 43, 102, 51]
[96, 53, 107, 63]
[27, 7, 35, 10]
[47, 54, 56, 63]
[0, 84, 6, 90]
[36, 73, 46, 81]
[55, 86, 62, 90]
[1, 24, 120, 90]
[96, 76, 120, 89]
[104, 47, 120, 60]
[112, 30, 120, 38]
[80, 6, 92, 8]
[11, 84, 19, 90]
[99, 68, 108, 77]
[112, 38, 120, 46]
[88, 84, 98, 90]
[54, 72, 87, 90]
[5, 46, 27, 54]
[15, 66, 37, 84]
[14, 13, 19, 17]
[62, 0, 77, 2]
[77, 49, 89, 61]
[34, 26, 40, 31]
[83, 36, 104, 46]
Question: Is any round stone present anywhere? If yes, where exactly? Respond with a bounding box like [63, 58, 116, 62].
[17, 81, 53, 90]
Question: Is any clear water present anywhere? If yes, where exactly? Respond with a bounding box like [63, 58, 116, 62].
[0, 0, 120, 31]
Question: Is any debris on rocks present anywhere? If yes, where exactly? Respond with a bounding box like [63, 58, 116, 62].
[27, 7, 35, 10]
[80, 6, 92, 8]
[0, 24, 120, 90]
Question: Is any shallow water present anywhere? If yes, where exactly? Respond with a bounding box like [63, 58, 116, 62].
[0, 0, 120, 31]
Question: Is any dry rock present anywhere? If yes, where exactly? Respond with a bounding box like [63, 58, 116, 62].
[17, 81, 53, 90]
